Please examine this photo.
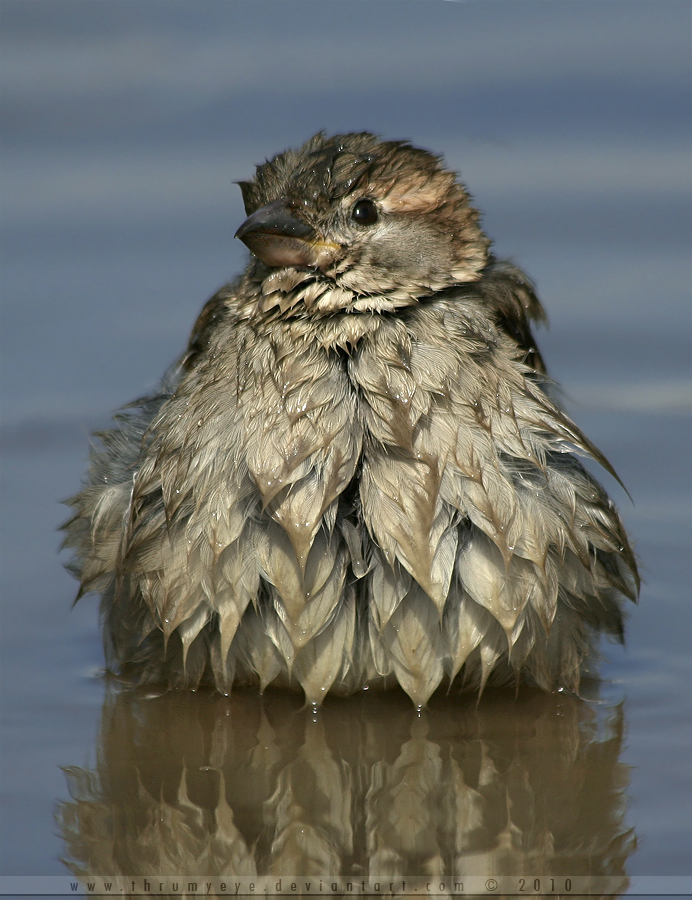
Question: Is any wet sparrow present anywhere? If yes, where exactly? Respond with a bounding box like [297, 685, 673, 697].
[64, 132, 638, 705]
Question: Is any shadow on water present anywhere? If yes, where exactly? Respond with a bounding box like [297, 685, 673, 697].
[56, 684, 634, 896]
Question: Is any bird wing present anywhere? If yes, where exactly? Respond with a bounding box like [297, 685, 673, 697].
[352, 294, 637, 700]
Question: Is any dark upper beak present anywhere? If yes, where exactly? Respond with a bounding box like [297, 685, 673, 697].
[235, 199, 340, 269]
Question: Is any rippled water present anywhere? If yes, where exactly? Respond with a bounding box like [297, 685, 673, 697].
[1, 2, 690, 895]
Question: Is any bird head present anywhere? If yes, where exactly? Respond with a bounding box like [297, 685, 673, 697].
[235, 132, 490, 317]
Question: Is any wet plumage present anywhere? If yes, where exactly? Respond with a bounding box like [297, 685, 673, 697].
[63, 132, 638, 705]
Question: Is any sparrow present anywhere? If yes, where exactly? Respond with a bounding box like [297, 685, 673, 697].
[63, 132, 639, 706]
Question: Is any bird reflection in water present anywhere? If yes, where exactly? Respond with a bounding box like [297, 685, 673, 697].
[57, 686, 634, 897]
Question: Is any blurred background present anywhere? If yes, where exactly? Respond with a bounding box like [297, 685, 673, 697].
[1, 0, 690, 886]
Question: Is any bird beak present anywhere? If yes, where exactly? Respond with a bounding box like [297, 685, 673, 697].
[235, 199, 341, 270]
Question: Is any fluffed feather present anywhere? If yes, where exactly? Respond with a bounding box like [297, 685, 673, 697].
[63, 132, 638, 705]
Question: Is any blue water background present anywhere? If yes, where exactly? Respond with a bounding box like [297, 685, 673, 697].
[1, 0, 690, 881]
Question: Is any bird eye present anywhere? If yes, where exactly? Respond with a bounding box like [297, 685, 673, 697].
[351, 198, 379, 225]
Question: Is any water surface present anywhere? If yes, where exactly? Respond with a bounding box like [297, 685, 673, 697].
[1, 1, 690, 893]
